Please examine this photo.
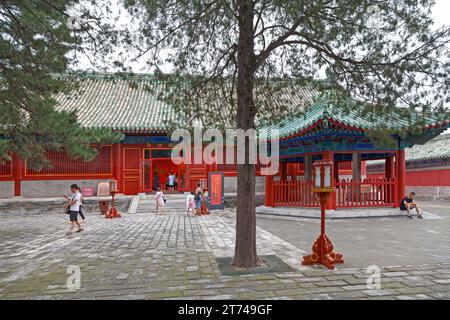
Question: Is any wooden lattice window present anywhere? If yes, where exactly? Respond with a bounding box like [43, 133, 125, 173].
[338, 162, 352, 170]
[26, 146, 113, 176]
[0, 156, 12, 177]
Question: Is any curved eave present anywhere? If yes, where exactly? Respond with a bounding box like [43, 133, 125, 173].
[274, 117, 449, 144]
[280, 118, 367, 141]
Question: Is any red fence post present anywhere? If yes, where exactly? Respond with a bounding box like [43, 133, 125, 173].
[13, 154, 23, 197]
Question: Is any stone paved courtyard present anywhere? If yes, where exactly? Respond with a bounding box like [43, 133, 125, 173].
[1, 200, 450, 300]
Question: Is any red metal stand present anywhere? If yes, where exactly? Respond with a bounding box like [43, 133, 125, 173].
[302, 192, 343, 269]
[105, 191, 122, 219]
[200, 200, 209, 215]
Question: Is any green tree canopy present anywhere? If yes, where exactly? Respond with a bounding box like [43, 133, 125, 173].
[0, 0, 122, 170]
[123, 0, 449, 124]
[117, 0, 449, 267]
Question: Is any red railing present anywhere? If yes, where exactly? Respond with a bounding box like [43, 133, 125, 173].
[336, 178, 395, 207]
[271, 177, 396, 208]
[338, 162, 352, 170]
[273, 179, 319, 207]
[0, 158, 12, 177]
[26, 146, 113, 176]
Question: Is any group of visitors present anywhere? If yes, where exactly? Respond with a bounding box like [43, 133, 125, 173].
[187, 183, 204, 216]
[64, 184, 85, 235]
[62, 181, 422, 234]
[152, 173, 180, 191]
[154, 183, 204, 216]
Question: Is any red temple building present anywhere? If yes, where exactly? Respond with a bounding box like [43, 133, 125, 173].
[0, 73, 449, 210]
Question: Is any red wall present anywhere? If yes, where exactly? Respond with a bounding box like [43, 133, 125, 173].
[405, 169, 450, 186]
[367, 169, 450, 186]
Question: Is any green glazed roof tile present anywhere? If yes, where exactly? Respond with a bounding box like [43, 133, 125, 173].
[405, 133, 450, 161]
[264, 101, 449, 139]
[53, 73, 449, 140]
[54, 74, 174, 132]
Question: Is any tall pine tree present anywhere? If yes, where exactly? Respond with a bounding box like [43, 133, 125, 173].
[0, 1, 122, 170]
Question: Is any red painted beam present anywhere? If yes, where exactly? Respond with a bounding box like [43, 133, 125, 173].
[114, 143, 123, 193]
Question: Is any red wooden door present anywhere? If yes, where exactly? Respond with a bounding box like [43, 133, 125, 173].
[123, 147, 140, 195]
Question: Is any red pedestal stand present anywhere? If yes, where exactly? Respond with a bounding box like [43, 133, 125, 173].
[200, 189, 209, 215]
[105, 191, 122, 219]
[302, 192, 343, 269]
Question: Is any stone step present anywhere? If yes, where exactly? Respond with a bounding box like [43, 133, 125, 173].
[138, 202, 187, 207]
[139, 199, 187, 203]
[136, 210, 187, 213]
[134, 193, 191, 213]
[139, 201, 186, 205]
[136, 205, 187, 211]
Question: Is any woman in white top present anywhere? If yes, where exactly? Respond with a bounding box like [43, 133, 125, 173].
[65, 184, 83, 235]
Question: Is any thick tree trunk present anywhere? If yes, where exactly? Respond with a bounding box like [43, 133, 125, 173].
[233, 0, 259, 268]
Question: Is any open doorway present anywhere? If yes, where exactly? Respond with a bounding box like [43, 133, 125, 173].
[152, 159, 182, 192]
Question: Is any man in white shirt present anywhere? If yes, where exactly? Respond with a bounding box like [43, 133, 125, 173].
[65, 184, 83, 235]
[167, 173, 175, 190]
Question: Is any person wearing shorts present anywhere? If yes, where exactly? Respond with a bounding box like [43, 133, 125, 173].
[66, 184, 83, 235]
[194, 183, 203, 215]
[400, 192, 422, 219]
[66, 186, 86, 225]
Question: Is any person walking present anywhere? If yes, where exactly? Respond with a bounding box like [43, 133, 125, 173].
[65, 184, 83, 235]
[65, 186, 86, 226]
[186, 192, 195, 216]
[155, 187, 166, 215]
[77, 186, 86, 226]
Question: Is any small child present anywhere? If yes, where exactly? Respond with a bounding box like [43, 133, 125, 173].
[155, 187, 165, 215]
[186, 192, 195, 215]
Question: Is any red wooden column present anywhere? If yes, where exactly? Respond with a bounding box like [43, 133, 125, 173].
[334, 162, 339, 181]
[13, 154, 23, 197]
[323, 151, 336, 210]
[288, 163, 297, 180]
[113, 143, 123, 193]
[265, 174, 274, 207]
[385, 156, 395, 178]
[385, 156, 395, 205]
[304, 155, 312, 180]
[396, 149, 406, 207]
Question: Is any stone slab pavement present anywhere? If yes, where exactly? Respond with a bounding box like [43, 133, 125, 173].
[257, 201, 450, 268]
[0, 201, 450, 300]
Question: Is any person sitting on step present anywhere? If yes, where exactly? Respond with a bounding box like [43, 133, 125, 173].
[400, 192, 423, 219]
